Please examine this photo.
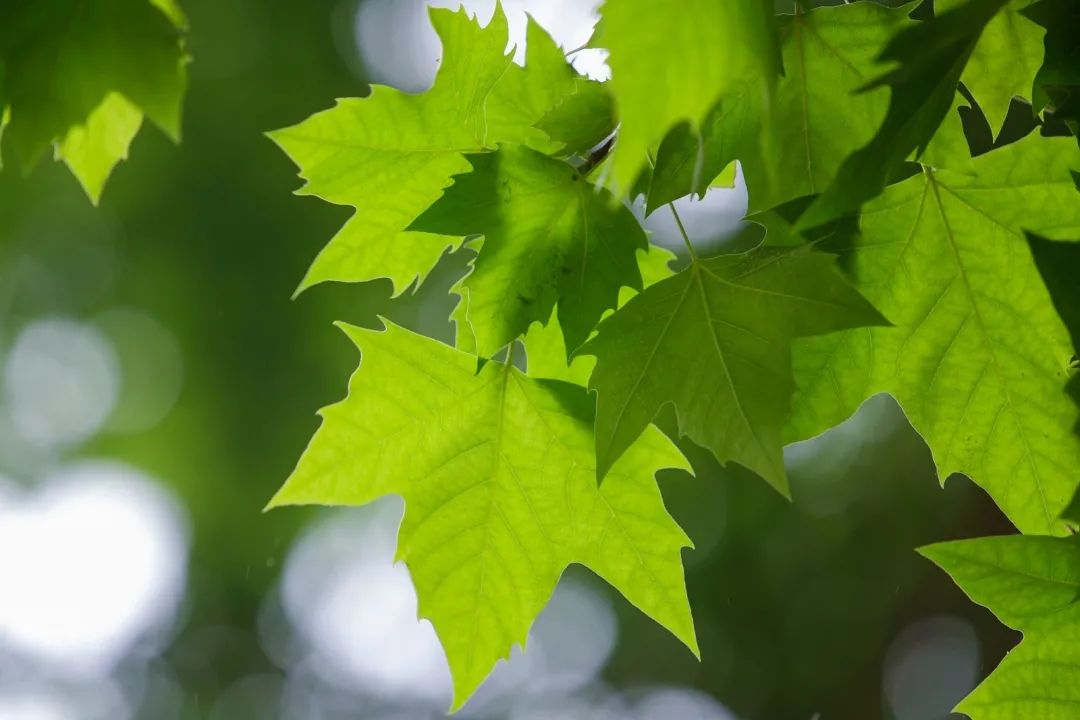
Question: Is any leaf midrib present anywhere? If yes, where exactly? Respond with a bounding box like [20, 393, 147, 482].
[924, 167, 1054, 530]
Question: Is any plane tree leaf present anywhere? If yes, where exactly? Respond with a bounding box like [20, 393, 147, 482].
[581, 243, 886, 494]
[922, 535, 1080, 718]
[0, 0, 188, 203]
[410, 144, 646, 358]
[782, 134, 1080, 534]
[535, 78, 616, 158]
[523, 243, 678, 385]
[747, 1, 920, 213]
[270, 7, 582, 296]
[939, 0, 1045, 133]
[643, 2, 988, 215]
[1022, 0, 1080, 139]
[594, 0, 778, 197]
[643, 100, 743, 215]
[800, 0, 1010, 229]
[269, 321, 697, 710]
[1027, 231, 1080, 529]
[267, 4, 1080, 713]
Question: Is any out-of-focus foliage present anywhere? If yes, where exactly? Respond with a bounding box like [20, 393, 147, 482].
[0, 0, 188, 202]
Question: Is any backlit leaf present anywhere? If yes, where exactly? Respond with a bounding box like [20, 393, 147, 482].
[270, 321, 697, 709]
[582, 243, 885, 493]
[922, 535, 1080, 718]
[784, 134, 1080, 534]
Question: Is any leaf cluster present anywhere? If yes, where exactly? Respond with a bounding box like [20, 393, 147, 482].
[264, 0, 1080, 714]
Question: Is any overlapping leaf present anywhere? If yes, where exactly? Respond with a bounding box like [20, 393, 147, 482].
[0, 0, 188, 203]
[938, 0, 1045, 132]
[535, 78, 615, 158]
[269, 321, 697, 709]
[270, 7, 581, 296]
[800, 0, 1009, 229]
[782, 134, 1080, 534]
[411, 144, 645, 358]
[594, 0, 777, 197]
[1028, 231, 1080, 528]
[922, 535, 1080, 718]
[643, 101, 744, 215]
[581, 243, 885, 493]
[523, 243, 678, 386]
[649, 2, 915, 216]
[1022, 0, 1080, 139]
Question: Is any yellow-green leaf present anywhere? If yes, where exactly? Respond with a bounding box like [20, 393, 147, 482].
[270, 321, 697, 710]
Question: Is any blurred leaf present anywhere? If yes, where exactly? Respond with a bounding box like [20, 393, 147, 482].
[411, 144, 646, 358]
[0, 0, 187, 203]
[55, 92, 143, 204]
[711, 161, 737, 189]
[270, 7, 581, 296]
[922, 534, 1080, 718]
[269, 321, 697, 710]
[800, 0, 1010, 229]
[782, 134, 1080, 534]
[594, 0, 778, 197]
[581, 243, 885, 493]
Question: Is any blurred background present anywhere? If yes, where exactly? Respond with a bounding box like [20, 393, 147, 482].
[0, 1, 1019, 718]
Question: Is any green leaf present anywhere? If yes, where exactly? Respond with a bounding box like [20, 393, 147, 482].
[710, 161, 737, 190]
[270, 7, 580, 296]
[484, 17, 584, 155]
[921, 535, 1080, 718]
[535, 78, 616, 158]
[0, 0, 187, 203]
[799, 0, 1010, 229]
[748, 1, 916, 213]
[1066, 489, 1080, 527]
[1022, 0, 1080, 139]
[783, 134, 1080, 534]
[644, 100, 743, 215]
[918, 90, 980, 173]
[939, 0, 1045, 133]
[411, 144, 646, 358]
[1027, 231, 1080, 529]
[581, 243, 885, 493]
[269, 321, 697, 710]
[594, 0, 777, 197]
[1027, 231, 1080, 350]
[645, 2, 964, 214]
[55, 92, 143, 204]
[523, 243, 678, 385]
